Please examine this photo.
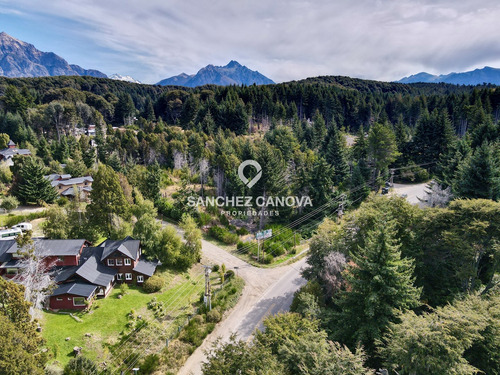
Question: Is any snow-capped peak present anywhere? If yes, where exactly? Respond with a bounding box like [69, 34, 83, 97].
[109, 73, 141, 84]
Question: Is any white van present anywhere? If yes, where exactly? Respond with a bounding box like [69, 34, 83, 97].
[0, 228, 22, 240]
[12, 222, 33, 232]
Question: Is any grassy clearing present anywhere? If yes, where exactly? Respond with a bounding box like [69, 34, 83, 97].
[42, 265, 206, 367]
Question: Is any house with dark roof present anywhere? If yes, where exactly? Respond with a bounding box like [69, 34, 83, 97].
[44, 174, 93, 200]
[47, 237, 159, 310]
[0, 140, 31, 166]
[0, 236, 159, 310]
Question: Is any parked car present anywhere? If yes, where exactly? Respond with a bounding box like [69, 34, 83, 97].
[11, 222, 33, 232]
[0, 228, 22, 240]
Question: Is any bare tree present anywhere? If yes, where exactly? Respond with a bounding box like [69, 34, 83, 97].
[321, 252, 347, 297]
[420, 181, 452, 208]
[199, 158, 209, 197]
[13, 233, 56, 319]
[173, 150, 188, 170]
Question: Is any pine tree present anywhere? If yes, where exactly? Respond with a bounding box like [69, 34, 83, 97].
[323, 120, 349, 185]
[333, 222, 421, 361]
[11, 156, 58, 205]
[454, 141, 500, 200]
[312, 110, 326, 150]
[87, 164, 130, 236]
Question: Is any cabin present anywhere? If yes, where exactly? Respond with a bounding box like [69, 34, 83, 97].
[0, 237, 159, 310]
[44, 174, 93, 200]
[47, 237, 159, 310]
[0, 140, 31, 166]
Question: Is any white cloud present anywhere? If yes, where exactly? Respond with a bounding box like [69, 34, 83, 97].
[2, 0, 500, 83]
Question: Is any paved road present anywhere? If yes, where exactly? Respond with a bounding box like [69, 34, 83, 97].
[178, 239, 307, 375]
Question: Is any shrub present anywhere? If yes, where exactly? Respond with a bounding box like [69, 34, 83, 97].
[120, 283, 129, 295]
[0, 196, 19, 213]
[212, 264, 219, 272]
[56, 196, 69, 206]
[208, 225, 238, 244]
[63, 356, 98, 375]
[143, 275, 165, 293]
[197, 212, 212, 226]
[268, 243, 286, 257]
[219, 214, 229, 227]
[236, 227, 249, 236]
[140, 354, 160, 374]
[262, 254, 274, 264]
[206, 308, 222, 323]
[225, 270, 235, 279]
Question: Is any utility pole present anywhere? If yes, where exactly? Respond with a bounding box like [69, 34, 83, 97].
[338, 194, 346, 219]
[203, 265, 212, 311]
[389, 168, 395, 187]
[257, 238, 260, 262]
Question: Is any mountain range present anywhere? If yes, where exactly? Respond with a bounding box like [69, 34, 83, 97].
[0, 32, 107, 78]
[398, 66, 500, 85]
[156, 60, 274, 87]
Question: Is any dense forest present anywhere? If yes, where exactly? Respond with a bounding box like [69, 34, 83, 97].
[1, 75, 500, 374]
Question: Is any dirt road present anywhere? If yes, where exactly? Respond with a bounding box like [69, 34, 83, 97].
[178, 239, 307, 375]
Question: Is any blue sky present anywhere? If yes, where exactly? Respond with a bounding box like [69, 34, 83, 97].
[1, 0, 500, 84]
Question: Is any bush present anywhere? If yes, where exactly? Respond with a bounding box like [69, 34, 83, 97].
[57, 196, 69, 207]
[119, 283, 129, 295]
[0, 196, 19, 213]
[206, 308, 222, 323]
[219, 214, 229, 227]
[4, 210, 46, 227]
[267, 243, 286, 257]
[197, 212, 212, 226]
[140, 354, 160, 374]
[262, 254, 274, 264]
[63, 356, 98, 375]
[0, 164, 12, 183]
[208, 225, 238, 244]
[225, 270, 235, 279]
[236, 227, 249, 236]
[212, 264, 219, 272]
[143, 275, 165, 293]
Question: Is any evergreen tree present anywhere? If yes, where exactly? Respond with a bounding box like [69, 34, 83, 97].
[11, 156, 58, 204]
[312, 110, 327, 149]
[323, 120, 349, 184]
[411, 109, 454, 164]
[142, 162, 162, 202]
[453, 141, 500, 200]
[114, 93, 136, 125]
[142, 97, 156, 121]
[87, 164, 130, 236]
[333, 222, 421, 362]
[367, 122, 400, 181]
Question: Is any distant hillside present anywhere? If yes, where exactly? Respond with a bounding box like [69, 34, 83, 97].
[157, 60, 274, 87]
[398, 66, 500, 85]
[0, 31, 107, 78]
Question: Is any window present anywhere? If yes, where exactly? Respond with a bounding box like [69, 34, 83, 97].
[58, 256, 65, 262]
[97, 288, 105, 296]
[125, 273, 132, 280]
[124, 258, 131, 266]
[73, 297, 86, 306]
[6, 268, 18, 275]
[56, 297, 63, 301]
[117, 273, 123, 281]
[137, 275, 144, 283]
[107, 259, 115, 266]
[116, 258, 123, 266]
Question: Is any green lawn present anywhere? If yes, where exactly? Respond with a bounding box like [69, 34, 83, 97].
[42, 266, 206, 366]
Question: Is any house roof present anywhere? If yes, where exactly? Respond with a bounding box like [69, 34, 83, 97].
[99, 237, 140, 261]
[53, 266, 79, 283]
[76, 249, 117, 286]
[7, 239, 86, 257]
[61, 186, 93, 196]
[0, 148, 31, 159]
[50, 176, 93, 187]
[0, 258, 22, 268]
[0, 240, 16, 262]
[133, 257, 160, 277]
[52, 282, 97, 298]
[7, 140, 15, 146]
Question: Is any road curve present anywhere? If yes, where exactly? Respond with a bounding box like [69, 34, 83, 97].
[178, 239, 307, 375]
